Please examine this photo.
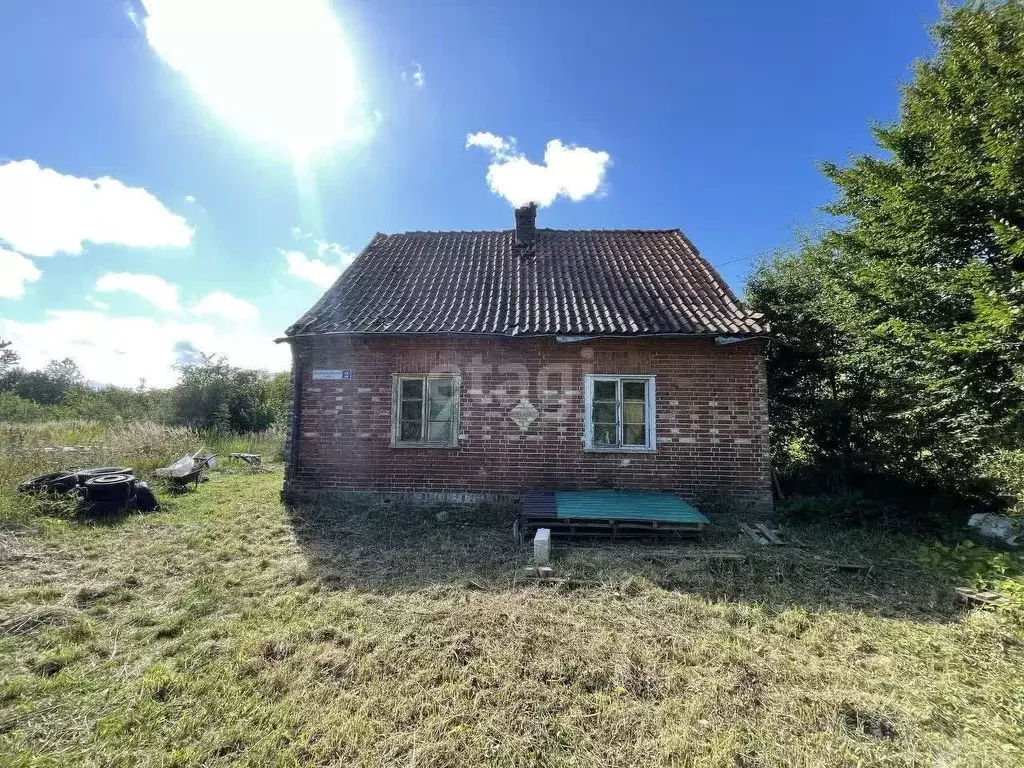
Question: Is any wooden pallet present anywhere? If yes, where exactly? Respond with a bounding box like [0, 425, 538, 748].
[519, 517, 706, 540]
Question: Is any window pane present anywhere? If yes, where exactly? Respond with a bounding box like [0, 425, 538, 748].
[400, 421, 422, 442]
[401, 379, 423, 398]
[427, 395, 453, 420]
[428, 378, 453, 400]
[593, 423, 617, 446]
[427, 420, 452, 443]
[400, 400, 422, 421]
[622, 381, 647, 401]
[592, 401, 616, 424]
[623, 401, 646, 425]
[624, 424, 647, 446]
[593, 380, 617, 400]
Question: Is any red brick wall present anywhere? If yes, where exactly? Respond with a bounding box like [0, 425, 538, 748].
[283, 335, 771, 504]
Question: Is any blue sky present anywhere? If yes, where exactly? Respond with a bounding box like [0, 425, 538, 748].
[0, 0, 943, 386]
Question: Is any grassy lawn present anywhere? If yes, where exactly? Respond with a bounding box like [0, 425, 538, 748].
[1, 469, 1023, 767]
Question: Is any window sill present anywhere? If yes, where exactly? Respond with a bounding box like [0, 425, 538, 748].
[583, 446, 658, 454]
[390, 442, 460, 450]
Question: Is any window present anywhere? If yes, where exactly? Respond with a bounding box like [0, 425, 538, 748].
[583, 375, 656, 451]
[391, 375, 460, 447]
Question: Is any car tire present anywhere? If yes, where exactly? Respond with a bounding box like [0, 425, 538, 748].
[84, 474, 136, 502]
[17, 472, 79, 495]
[74, 467, 133, 484]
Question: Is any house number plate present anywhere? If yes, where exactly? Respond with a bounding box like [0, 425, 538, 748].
[312, 369, 353, 380]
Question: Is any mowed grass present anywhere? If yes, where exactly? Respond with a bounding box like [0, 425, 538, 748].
[1, 471, 1023, 767]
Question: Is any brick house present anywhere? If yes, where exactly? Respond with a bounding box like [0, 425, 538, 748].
[280, 204, 771, 506]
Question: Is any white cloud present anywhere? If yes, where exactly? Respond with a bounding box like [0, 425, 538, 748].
[84, 295, 110, 311]
[0, 248, 42, 299]
[190, 291, 259, 323]
[465, 132, 510, 153]
[95, 272, 182, 313]
[281, 236, 357, 287]
[2, 310, 288, 388]
[465, 133, 611, 208]
[282, 250, 341, 287]
[140, 0, 374, 155]
[402, 62, 425, 89]
[184, 194, 197, 204]
[0, 159, 192, 258]
[314, 240, 354, 263]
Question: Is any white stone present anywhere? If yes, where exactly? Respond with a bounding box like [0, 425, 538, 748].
[510, 399, 539, 430]
[967, 513, 1022, 548]
[534, 528, 551, 565]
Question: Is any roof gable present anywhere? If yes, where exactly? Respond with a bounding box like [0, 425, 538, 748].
[285, 228, 764, 338]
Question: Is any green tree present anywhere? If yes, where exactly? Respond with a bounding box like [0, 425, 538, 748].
[10, 357, 87, 405]
[748, 0, 1024, 512]
[265, 370, 292, 428]
[0, 337, 19, 390]
[168, 354, 279, 432]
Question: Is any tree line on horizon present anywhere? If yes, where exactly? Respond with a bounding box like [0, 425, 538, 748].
[0, 338, 290, 433]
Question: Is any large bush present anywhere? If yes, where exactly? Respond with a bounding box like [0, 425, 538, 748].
[167, 354, 287, 433]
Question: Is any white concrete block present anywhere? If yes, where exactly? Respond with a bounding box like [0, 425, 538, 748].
[534, 528, 551, 565]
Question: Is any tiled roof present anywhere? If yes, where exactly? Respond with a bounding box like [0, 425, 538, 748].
[284, 228, 764, 337]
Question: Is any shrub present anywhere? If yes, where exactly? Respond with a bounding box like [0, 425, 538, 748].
[979, 449, 1024, 518]
[778, 492, 895, 526]
[917, 540, 1024, 622]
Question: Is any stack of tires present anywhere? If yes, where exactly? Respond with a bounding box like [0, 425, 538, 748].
[17, 466, 159, 514]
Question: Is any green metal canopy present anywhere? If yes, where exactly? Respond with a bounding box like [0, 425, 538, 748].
[553, 490, 709, 524]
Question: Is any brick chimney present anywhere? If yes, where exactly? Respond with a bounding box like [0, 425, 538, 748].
[514, 203, 537, 246]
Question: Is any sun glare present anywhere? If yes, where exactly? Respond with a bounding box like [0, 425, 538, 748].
[142, 0, 364, 156]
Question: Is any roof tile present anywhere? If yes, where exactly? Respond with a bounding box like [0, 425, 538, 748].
[285, 228, 764, 337]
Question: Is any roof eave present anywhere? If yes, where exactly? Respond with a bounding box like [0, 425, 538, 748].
[277, 328, 768, 343]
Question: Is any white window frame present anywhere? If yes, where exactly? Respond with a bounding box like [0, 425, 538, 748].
[583, 374, 657, 452]
[390, 374, 461, 449]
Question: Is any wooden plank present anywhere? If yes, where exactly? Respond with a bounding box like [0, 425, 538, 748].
[738, 522, 769, 546]
[834, 561, 871, 572]
[956, 587, 1007, 606]
[522, 528, 703, 541]
[755, 523, 784, 545]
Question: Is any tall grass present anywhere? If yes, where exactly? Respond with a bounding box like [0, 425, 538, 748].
[0, 421, 283, 519]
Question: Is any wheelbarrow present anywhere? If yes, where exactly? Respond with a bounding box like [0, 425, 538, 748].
[154, 450, 216, 491]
